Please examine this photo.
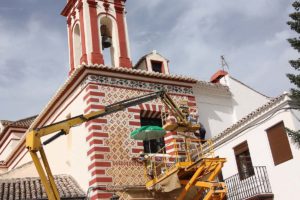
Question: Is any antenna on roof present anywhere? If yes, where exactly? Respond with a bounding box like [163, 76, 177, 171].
[221, 55, 229, 71]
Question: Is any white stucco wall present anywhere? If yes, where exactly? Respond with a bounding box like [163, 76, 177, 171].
[6, 85, 91, 192]
[0, 123, 4, 133]
[0, 132, 23, 161]
[41, 85, 90, 192]
[194, 75, 270, 139]
[214, 102, 300, 199]
[135, 59, 147, 71]
[145, 52, 169, 74]
[193, 84, 234, 138]
[220, 76, 270, 122]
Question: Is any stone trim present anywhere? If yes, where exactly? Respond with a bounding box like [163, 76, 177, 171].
[81, 74, 194, 95]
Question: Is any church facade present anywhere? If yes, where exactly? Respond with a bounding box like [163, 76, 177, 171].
[0, 0, 299, 200]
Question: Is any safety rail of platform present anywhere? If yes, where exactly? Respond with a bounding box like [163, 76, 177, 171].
[144, 137, 215, 181]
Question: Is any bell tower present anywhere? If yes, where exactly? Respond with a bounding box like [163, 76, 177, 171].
[61, 0, 132, 75]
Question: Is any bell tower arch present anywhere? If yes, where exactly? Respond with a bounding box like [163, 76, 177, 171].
[62, 0, 132, 75]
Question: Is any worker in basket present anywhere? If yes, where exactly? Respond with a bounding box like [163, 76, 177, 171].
[188, 110, 206, 141]
[179, 100, 206, 141]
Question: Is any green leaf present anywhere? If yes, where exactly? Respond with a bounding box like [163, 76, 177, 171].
[286, 128, 300, 148]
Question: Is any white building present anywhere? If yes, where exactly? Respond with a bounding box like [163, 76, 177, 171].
[194, 71, 300, 200]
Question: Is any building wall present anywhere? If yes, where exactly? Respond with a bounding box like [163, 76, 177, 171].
[221, 76, 270, 122]
[193, 84, 234, 138]
[0, 131, 23, 161]
[214, 103, 300, 199]
[2, 72, 196, 199]
[40, 82, 91, 192]
[80, 74, 196, 199]
[3, 82, 91, 192]
[193, 75, 270, 139]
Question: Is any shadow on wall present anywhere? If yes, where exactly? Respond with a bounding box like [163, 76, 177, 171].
[198, 97, 235, 139]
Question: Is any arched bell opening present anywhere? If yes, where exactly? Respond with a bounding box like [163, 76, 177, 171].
[73, 23, 82, 68]
[99, 16, 116, 67]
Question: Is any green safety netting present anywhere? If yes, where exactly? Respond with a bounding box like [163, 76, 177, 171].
[130, 126, 166, 141]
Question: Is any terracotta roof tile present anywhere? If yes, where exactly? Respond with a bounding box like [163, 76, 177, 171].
[0, 175, 86, 200]
[9, 115, 37, 129]
[0, 120, 13, 127]
[83, 64, 197, 83]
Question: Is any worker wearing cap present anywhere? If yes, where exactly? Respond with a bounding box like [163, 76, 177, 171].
[188, 110, 206, 140]
[178, 100, 207, 142]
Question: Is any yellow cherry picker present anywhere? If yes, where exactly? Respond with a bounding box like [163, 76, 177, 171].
[26, 90, 226, 200]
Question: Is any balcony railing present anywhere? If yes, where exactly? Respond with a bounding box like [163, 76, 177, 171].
[224, 166, 273, 200]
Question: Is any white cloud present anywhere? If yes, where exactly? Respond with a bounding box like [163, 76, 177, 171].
[0, 12, 68, 120]
[0, 0, 296, 120]
[128, 0, 295, 97]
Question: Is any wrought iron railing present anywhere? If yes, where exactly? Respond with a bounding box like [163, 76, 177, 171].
[224, 166, 273, 200]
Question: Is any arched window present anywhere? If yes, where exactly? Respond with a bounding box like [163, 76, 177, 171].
[73, 24, 82, 68]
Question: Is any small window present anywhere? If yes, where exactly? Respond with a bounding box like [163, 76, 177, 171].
[234, 141, 254, 180]
[141, 117, 165, 154]
[266, 121, 293, 166]
[151, 61, 163, 73]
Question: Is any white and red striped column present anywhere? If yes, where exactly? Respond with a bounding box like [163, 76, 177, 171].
[83, 84, 113, 200]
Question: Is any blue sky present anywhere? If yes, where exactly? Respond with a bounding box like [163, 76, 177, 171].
[0, 0, 297, 120]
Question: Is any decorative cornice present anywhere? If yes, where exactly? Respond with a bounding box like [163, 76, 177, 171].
[76, 1, 83, 10]
[71, 10, 76, 18]
[61, 0, 77, 17]
[87, 0, 98, 7]
[103, 2, 110, 13]
[114, 6, 124, 13]
[80, 75, 193, 95]
[83, 64, 197, 83]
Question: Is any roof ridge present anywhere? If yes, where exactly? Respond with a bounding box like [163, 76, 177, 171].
[0, 174, 74, 181]
[83, 64, 197, 82]
[13, 115, 38, 123]
[9, 115, 37, 128]
[229, 76, 270, 98]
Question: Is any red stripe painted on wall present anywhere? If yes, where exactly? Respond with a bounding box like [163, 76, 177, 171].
[88, 161, 111, 170]
[84, 91, 105, 100]
[127, 108, 140, 113]
[91, 193, 112, 200]
[87, 147, 110, 155]
[85, 118, 108, 127]
[89, 139, 103, 146]
[86, 132, 109, 141]
[129, 121, 141, 126]
[90, 154, 105, 161]
[89, 177, 113, 185]
[86, 98, 100, 104]
[84, 105, 105, 114]
[85, 84, 99, 91]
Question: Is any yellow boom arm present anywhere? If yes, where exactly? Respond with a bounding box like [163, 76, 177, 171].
[25, 90, 196, 200]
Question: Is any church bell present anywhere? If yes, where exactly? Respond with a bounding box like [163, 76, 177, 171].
[101, 24, 112, 49]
